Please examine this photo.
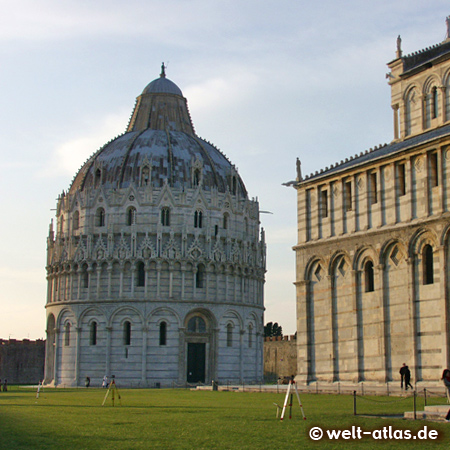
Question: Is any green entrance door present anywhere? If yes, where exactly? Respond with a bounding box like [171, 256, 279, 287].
[187, 343, 206, 383]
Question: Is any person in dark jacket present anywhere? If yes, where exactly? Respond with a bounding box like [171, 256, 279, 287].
[399, 363, 407, 389]
[404, 366, 413, 390]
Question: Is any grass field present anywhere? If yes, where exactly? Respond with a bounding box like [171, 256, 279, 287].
[0, 387, 448, 449]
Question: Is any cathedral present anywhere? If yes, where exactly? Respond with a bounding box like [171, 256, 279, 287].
[44, 65, 266, 387]
[292, 19, 450, 385]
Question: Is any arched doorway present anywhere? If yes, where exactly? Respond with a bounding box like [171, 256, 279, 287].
[183, 310, 217, 384]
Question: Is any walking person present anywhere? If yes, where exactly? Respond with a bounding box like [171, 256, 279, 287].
[399, 363, 407, 389]
[404, 365, 413, 390]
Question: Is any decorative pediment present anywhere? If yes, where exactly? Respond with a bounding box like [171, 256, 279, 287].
[93, 235, 108, 261]
[137, 235, 157, 259]
[188, 237, 204, 261]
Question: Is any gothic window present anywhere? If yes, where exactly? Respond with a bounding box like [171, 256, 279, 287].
[127, 207, 136, 226]
[196, 264, 205, 288]
[123, 321, 131, 346]
[137, 261, 145, 287]
[159, 322, 167, 346]
[194, 210, 203, 228]
[223, 213, 229, 229]
[214, 225, 219, 236]
[64, 323, 71, 346]
[423, 244, 434, 285]
[90, 322, 97, 346]
[141, 166, 150, 186]
[226, 323, 233, 347]
[161, 207, 170, 226]
[73, 211, 80, 230]
[94, 169, 102, 188]
[193, 169, 201, 187]
[96, 208, 105, 227]
[364, 260, 374, 292]
[187, 316, 206, 333]
[232, 176, 237, 195]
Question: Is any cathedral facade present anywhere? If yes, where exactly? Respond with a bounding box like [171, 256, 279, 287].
[293, 20, 450, 385]
[44, 66, 266, 387]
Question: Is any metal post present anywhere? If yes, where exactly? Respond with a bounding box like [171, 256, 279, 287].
[353, 390, 357, 416]
[413, 390, 417, 420]
[424, 388, 427, 407]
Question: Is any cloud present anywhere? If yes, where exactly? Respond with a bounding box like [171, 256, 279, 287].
[40, 111, 128, 178]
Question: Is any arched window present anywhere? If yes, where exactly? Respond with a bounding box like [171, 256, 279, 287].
[405, 89, 414, 136]
[187, 316, 206, 333]
[96, 208, 105, 227]
[364, 260, 374, 292]
[226, 323, 233, 347]
[123, 321, 131, 345]
[161, 207, 170, 226]
[90, 322, 97, 346]
[223, 213, 229, 230]
[196, 264, 205, 289]
[64, 322, 71, 346]
[432, 86, 439, 119]
[137, 261, 145, 287]
[423, 244, 434, 285]
[127, 207, 136, 226]
[141, 166, 150, 186]
[194, 210, 203, 228]
[159, 322, 167, 346]
[193, 169, 201, 187]
[73, 211, 79, 230]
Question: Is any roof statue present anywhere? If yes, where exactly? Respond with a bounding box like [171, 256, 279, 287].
[160, 62, 166, 78]
[396, 35, 402, 59]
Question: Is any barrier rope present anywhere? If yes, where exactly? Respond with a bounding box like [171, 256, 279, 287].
[355, 394, 414, 404]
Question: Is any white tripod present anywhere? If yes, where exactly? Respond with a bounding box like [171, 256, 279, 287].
[280, 380, 306, 420]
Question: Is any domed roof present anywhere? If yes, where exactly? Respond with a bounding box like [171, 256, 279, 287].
[68, 66, 247, 198]
[142, 73, 183, 97]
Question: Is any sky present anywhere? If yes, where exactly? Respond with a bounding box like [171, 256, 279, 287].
[1, 0, 449, 340]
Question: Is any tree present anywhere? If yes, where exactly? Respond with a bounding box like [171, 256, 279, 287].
[264, 321, 283, 338]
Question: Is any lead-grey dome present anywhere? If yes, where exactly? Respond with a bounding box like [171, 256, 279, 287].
[69, 67, 247, 197]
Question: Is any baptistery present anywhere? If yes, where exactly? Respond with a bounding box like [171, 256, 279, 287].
[44, 65, 266, 387]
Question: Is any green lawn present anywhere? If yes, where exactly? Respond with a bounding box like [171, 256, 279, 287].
[0, 387, 448, 449]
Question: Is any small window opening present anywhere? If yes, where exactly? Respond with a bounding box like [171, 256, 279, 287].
[123, 321, 131, 345]
[95, 169, 101, 188]
[64, 323, 71, 347]
[364, 260, 374, 292]
[159, 322, 167, 346]
[370, 173, 378, 204]
[196, 264, 204, 288]
[423, 244, 434, 285]
[345, 181, 352, 211]
[96, 208, 105, 227]
[226, 323, 233, 347]
[141, 166, 150, 186]
[398, 163, 406, 196]
[90, 322, 97, 346]
[127, 207, 136, 226]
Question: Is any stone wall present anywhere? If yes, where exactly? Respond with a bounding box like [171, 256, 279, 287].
[263, 335, 297, 382]
[0, 339, 45, 384]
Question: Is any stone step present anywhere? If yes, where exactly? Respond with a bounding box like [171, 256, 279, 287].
[404, 404, 450, 421]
